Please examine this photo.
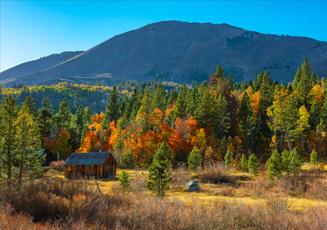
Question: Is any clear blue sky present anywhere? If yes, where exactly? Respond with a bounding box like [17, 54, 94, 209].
[1, 1, 326, 72]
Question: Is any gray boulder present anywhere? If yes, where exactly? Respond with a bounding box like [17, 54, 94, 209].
[186, 180, 199, 191]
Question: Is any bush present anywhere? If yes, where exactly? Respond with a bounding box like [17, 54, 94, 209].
[224, 150, 233, 169]
[239, 154, 248, 172]
[310, 150, 318, 169]
[268, 149, 282, 180]
[197, 163, 235, 184]
[118, 170, 131, 192]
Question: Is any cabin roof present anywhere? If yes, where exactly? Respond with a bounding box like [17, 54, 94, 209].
[64, 152, 116, 166]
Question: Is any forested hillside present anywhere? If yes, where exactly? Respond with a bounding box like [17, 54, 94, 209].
[1, 58, 326, 168]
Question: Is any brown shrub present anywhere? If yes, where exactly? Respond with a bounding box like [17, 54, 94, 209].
[171, 164, 191, 189]
[50, 160, 65, 169]
[197, 163, 235, 184]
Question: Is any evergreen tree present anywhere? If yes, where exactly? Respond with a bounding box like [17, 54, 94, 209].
[297, 59, 313, 108]
[102, 85, 122, 128]
[146, 142, 172, 197]
[16, 104, 42, 185]
[194, 88, 215, 131]
[55, 98, 72, 130]
[227, 74, 235, 91]
[224, 149, 233, 169]
[187, 86, 199, 116]
[41, 96, 54, 114]
[253, 71, 264, 91]
[70, 105, 85, 148]
[267, 149, 282, 180]
[37, 108, 53, 143]
[292, 66, 302, 91]
[241, 80, 247, 91]
[215, 63, 225, 79]
[120, 151, 136, 169]
[84, 107, 93, 125]
[118, 170, 131, 192]
[121, 94, 129, 116]
[288, 148, 303, 184]
[238, 92, 255, 150]
[320, 96, 327, 132]
[136, 88, 153, 133]
[239, 154, 248, 172]
[151, 84, 167, 112]
[119, 89, 138, 129]
[167, 90, 178, 108]
[130, 90, 143, 122]
[310, 150, 318, 169]
[174, 84, 188, 119]
[188, 147, 203, 170]
[248, 154, 260, 176]
[0, 95, 19, 186]
[214, 94, 230, 138]
[23, 95, 38, 117]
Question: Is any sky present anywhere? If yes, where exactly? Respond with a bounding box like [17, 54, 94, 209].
[1, 1, 327, 72]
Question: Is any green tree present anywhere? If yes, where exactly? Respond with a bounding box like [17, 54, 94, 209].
[151, 84, 167, 112]
[310, 150, 318, 169]
[23, 95, 38, 117]
[238, 92, 255, 150]
[224, 149, 233, 169]
[37, 108, 53, 143]
[174, 84, 188, 119]
[288, 148, 303, 184]
[146, 142, 172, 197]
[297, 59, 313, 108]
[120, 151, 136, 169]
[188, 147, 203, 170]
[118, 170, 131, 192]
[292, 66, 302, 91]
[267, 150, 283, 180]
[16, 104, 42, 185]
[239, 154, 248, 172]
[167, 90, 178, 108]
[55, 98, 72, 130]
[310, 101, 321, 130]
[70, 105, 85, 148]
[320, 96, 327, 132]
[41, 96, 54, 114]
[248, 154, 260, 176]
[214, 94, 230, 138]
[102, 85, 122, 128]
[194, 88, 215, 131]
[136, 88, 153, 133]
[227, 74, 235, 91]
[187, 86, 199, 116]
[215, 63, 225, 79]
[0, 95, 19, 186]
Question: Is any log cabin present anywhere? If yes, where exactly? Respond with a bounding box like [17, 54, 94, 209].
[64, 152, 117, 179]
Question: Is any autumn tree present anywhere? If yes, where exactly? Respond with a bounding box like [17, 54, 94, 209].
[58, 129, 72, 160]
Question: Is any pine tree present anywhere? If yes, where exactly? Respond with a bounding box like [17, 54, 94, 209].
[297, 59, 313, 108]
[187, 86, 199, 116]
[70, 105, 85, 148]
[248, 154, 260, 176]
[214, 94, 230, 139]
[118, 170, 131, 192]
[310, 150, 318, 169]
[215, 63, 225, 79]
[238, 92, 255, 150]
[41, 96, 54, 114]
[84, 107, 93, 125]
[37, 108, 53, 143]
[320, 96, 327, 132]
[55, 98, 72, 130]
[240, 154, 248, 172]
[16, 104, 42, 185]
[174, 84, 188, 119]
[121, 94, 129, 116]
[194, 88, 215, 131]
[288, 148, 303, 185]
[146, 142, 172, 197]
[227, 74, 235, 91]
[310, 101, 321, 130]
[119, 89, 138, 129]
[102, 85, 122, 128]
[136, 88, 153, 133]
[151, 84, 167, 112]
[267, 149, 283, 180]
[23, 95, 38, 117]
[253, 71, 264, 91]
[0, 95, 19, 186]
[188, 147, 203, 170]
[241, 80, 247, 91]
[224, 149, 233, 169]
[167, 90, 178, 108]
[292, 66, 302, 91]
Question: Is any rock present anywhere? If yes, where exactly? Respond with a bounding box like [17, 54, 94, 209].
[186, 180, 199, 191]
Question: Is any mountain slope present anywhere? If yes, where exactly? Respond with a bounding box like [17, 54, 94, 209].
[0, 51, 83, 84]
[2, 21, 327, 87]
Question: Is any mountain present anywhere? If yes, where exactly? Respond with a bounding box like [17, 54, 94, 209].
[0, 51, 83, 85]
[1, 21, 327, 87]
